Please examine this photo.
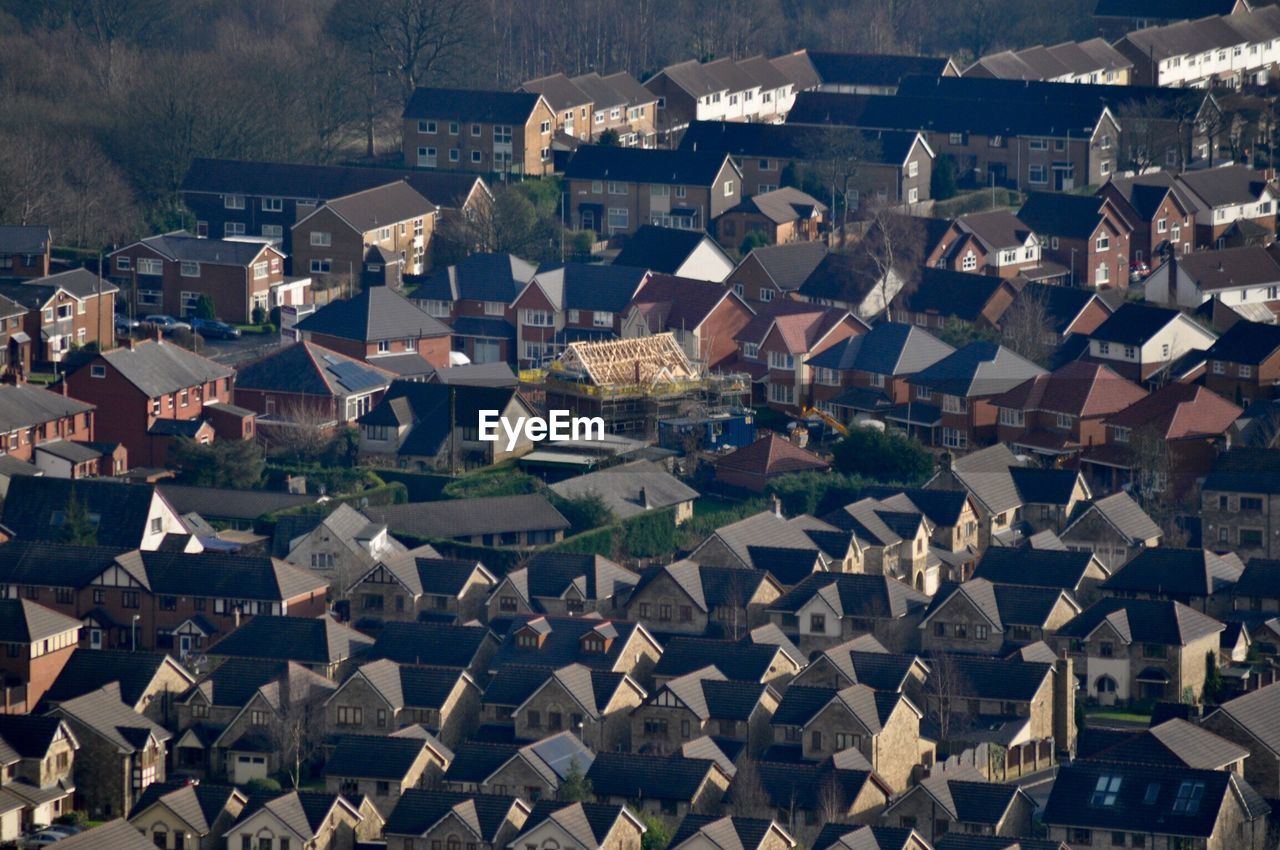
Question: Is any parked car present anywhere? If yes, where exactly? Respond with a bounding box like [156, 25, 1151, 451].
[20, 828, 68, 848]
[40, 826, 80, 838]
[114, 314, 140, 335]
[1130, 260, 1151, 282]
[142, 314, 192, 335]
[191, 318, 241, 340]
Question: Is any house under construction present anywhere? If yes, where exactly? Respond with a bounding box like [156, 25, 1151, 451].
[542, 333, 749, 438]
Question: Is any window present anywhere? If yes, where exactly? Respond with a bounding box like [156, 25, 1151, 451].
[725, 181, 734, 197]
[224, 194, 245, 209]
[809, 614, 826, 632]
[1056, 412, 1074, 430]
[1029, 164, 1047, 184]
[942, 394, 966, 413]
[1100, 641, 1114, 658]
[117, 255, 131, 271]
[999, 408, 1024, 427]
[1096, 234, 1110, 251]
[337, 706, 363, 726]
[1241, 528, 1264, 547]
[310, 232, 331, 247]
[949, 132, 964, 145]
[540, 120, 550, 133]
[1123, 345, 1135, 359]
[1241, 365, 1254, 378]
[607, 181, 629, 195]
[768, 382, 795, 405]
[768, 351, 795, 370]
[1111, 833, 1125, 847]
[1172, 781, 1205, 813]
[138, 258, 162, 276]
[1143, 643, 1167, 659]
[472, 150, 482, 163]
[975, 624, 988, 640]
[494, 125, 513, 144]
[961, 251, 977, 272]
[448, 149, 459, 163]
[419, 147, 437, 167]
[1157, 218, 1168, 233]
[593, 311, 614, 327]
[310, 259, 331, 274]
[122, 591, 140, 609]
[90, 365, 106, 379]
[942, 428, 966, 449]
[1029, 138, 1048, 150]
[607, 208, 628, 231]
[907, 160, 919, 177]
[224, 222, 245, 237]
[1091, 776, 1122, 806]
[1242, 496, 1263, 511]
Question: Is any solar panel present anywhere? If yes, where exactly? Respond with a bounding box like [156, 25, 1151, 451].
[328, 360, 386, 392]
[532, 734, 595, 779]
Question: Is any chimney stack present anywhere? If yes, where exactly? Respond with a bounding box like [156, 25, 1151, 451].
[772, 494, 783, 519]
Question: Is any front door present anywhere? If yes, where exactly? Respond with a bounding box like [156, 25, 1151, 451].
[89, 628, 102, 650]
[179, 634, 192, 657]
[581, 210, 595, 232]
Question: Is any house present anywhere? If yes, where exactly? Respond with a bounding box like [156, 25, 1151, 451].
[382, 789, 530, 850]
[925, 445, 1035, 547]
[989, 361, 1147, 460]
[919, 578, 1081, 656]
[347, 553, 496, 626]
[1059, 491, 1163, 572]
[785, 90, 1119, 192]
[687, 509, 859, 581]
[1079, 717, 1249, 772]
[40, 648, 194, 726]
[643, 56, 796, 137]
[107, 231, 300, 323]
[925, 210, 1048, 279]
[586, 751, 730, 819]
[716, 187, 827, 248]
[0, 225, 50, 277]
[224, 791, 370, 850]
[325, 658, 479, 744]
[806, 322, 954, 423]
[882, 767, 1035, 845]
[128, 781, 247, 850]
[55, 819, 164, 850]
[206, 615, 373, 679]
[1081, 302, 1218, 384]
[1146, 248, 1280, 315]
[484, 663, 646, 751]
[1176, 165, 1278, 248]
[724, 241, 829, 306]
[293, 281, 451, 372]
[564, 146, 741, 237]
[713, 433, 829, 493]
[774, 50, 959, 96]
[324, 733, 446, 817]
[1081, 383, 1241, 496]
[442, 732, 594, 800]
[1041, 762, 1270, 850]
[650, 635, 801, 687]
[1010, 283, 1114, 346]
[550, 461, 698, 524]
[822, 497, 940, 593]
[358, 381, 540, 470]
[488, 617, 662, 683]
[732, 758, 894, 838]
[0, 478, 186, 550]
[1017, 192, 1131, 288]
[857, 486, 984, 581]
[49, 682, 170, 818]
[0, 383, 95, 471]
[1054, 597, 1224, 705]
[486, 553, 639, 620]
[1202, 448, 1280, 559]
[366, 622, 497, 678]
[411, 252, 534, 365]
[815, 825, 934, 850]
[888, 268, 1019, 332]
[1115, 5, 1280, 85]
[621, 273, 754, 369]
[899, 342, 1046, 451]
[366, 494, 569, 548]
[0, 292, 30, 376]
[677, 121, 933, 205]
[62, 338, 248, 467]
[668, 814, 794, 850]
[519, 74, 594, 142]
[402, 88, 555, 176]
[624, 561, 783, 639]
[1098, 172, 1198, 269]
[510, 263, 653, 366]
[767, 572, 930, 654]
[790, 634, 929, 694]
[737, 300, 866, 414]
[966, 39, 1133, 84]
[180, 158, 489, 256]
[1101, 548, 1240, 615]
[768, 682, 925, 791]
[0, 599, 79, 714]
[1202, 681, 1280, 797]
[235, 341, 395, 432]
[630, 666, 778, 756]
[571, 72, 660, 147]
[1202, 321, 1280, 409]
[1094, 0, 1243, 39]
[512, 801, 646, 850]
[0, 269, 118, 364]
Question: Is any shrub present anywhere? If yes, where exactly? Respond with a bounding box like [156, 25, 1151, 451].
[245, 777, 282, 794]
[550, 492, 615, 535]
[251, 305, 267, 325]
[830, 427, 933, 485]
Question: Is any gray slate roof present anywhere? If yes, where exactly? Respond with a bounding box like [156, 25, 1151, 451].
[367, 494, 569, 540]
[92, 339, 232, 397]
[295, 285, 450, 343]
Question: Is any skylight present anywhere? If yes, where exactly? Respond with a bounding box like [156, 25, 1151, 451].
[1172, 781, 1205, 814]
[1091, 775, 1122, 806]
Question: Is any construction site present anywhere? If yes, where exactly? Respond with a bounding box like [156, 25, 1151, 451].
[531, 333, 751, 439]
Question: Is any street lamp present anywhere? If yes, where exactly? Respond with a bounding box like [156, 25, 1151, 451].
[131, 615, 140, 651]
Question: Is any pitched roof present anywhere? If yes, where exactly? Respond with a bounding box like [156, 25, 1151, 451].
[325, 733, 431, 780]
[1176, 164, 1273, 209]
[0, 224, 49, 255]
[769, 572, 929, 619]
[208, 615, 372, 665]
[53, 819, 159, 850]
[565, 146, 733, 185]
[1055, 597, 1224, 646]
[413, 252, 537, 303]
[714, 433, 829, 477]
[739, 241, 830, 292]
[741, 759, 888, 810]
[403, 87, 545, 123]
[1103, 383, 1240, 440]
[52, 682, 171, 751]
[1042, 762, 1266, 837]
[0, 598, 81, 643]
[129, 782, 245, 834]
[670, 815, 793, 850]
[504, 552, 639, 606]
[366, 494, 569, 540]
[0, 384, 92, 435]
[0, 714, 70, 760]
[1063, 491, 1162, 545]
[974, 547, 1101, 591]
[988, 361, 1146, 417]
[368, 621, 492, 668]
[932, 655, 1054, 702]
[384, 789, 526, 839]
[42, 649, 191, 710]
[1101, 548, 1241, 597]
[611, 226, 722, 274]
[585, 751, 719, 800]
[490, 616, 652, 673]
[87, 339, 232, 397]
[1088, 302, 1188, 345]
[909, 341, 1046, 398]
[295, 285, 449, 343]
[521, 73, 592, 111]
[628, 273, 741, 335]
[895, 267, 1011, 323]
[922, 578, 1076, 631]
[806, 321, 953, 375]
[1204, 320, 1280, 365]
[1017, 192, 1113, 240]
[235, 342, 393, 398]
[678, 121, 922, 165]
[528, 262, 649, 313]
[135, 232, 274, 266]
[1082, 718, 1249, 769]
[804, 51, 954, 87]
[518, 801, 642, 849]
[356, 380, 532, 458]
[728, 187, 828, 225]
[952, 210, 1035, 250]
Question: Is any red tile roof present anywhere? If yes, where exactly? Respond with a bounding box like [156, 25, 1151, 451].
[988, 361, 1147, 417]
[629, 274, 738, 332]
[1106, 383, 1242, 440]
[714, 433, 830, 476]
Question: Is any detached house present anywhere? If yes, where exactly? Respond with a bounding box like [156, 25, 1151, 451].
[586, 751, 730, 819]
[0, 269, 118, 364]
[926, 210, 1048, 280]
[1081, 302, 1218, 384]
[564, 145, 741, 236]
[888, 268, 1019, 332]
[107, 231, 298, 324]
[412, 252, 535, 365]
[291, 180, 437, 286]
[625, 560, 783, 637]
[324, 659, 480, 747]
[235, 341, 394, 434]
[736, 301, 866, 413]
[1016, 192, 1132, 288]
[724, 241, 829, 307]
[1202, 448, 1280, 560]
[62, 338, 247, 467]
[1202, 682, 1280, 798]
[611, 227, 734, 282]
[1059, 491, 1163, 572]
[510, 263, 651, 367]
[382, 789, 530, 850]
[920, 578, 1081, 656]
[403, 88, 555, 176]
[622, 273, 754, 369]
[488, 663, 646, 752]
[883, 767, 1035, 844]
[807, 322, 954, 423]
[294, 285, 452, 371]
[487, 553, 639, 620]
[767, 572, 930, 654]
[0, 225, 50, 278]
[630, 666, 778, 756]
[1175, 164, 1278, 248]
[1202, 321, 1280, 408]
[1101, 548, 1241, 616]
[1098, 172, 1197, 269]
[1146, 246, 1280, 313]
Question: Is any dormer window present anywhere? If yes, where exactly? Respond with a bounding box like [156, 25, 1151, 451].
[517, 631, 538, 648]
[582, 636, 603, 653]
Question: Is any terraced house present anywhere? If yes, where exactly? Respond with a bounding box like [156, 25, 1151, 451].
[403, 88, 555, 176]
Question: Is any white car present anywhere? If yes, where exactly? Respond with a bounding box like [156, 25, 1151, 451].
[21, 829, 68, 848]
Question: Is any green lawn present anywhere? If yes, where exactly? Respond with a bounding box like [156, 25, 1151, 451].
[1085, 708, 1152, 726]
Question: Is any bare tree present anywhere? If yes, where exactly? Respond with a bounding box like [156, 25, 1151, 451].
[1124, 426, 1172, 510]
[924, 653, 973, 748]
[816, 772, 849, 826]
[1000, 285, 1055, 367]
[267, 666, 326, 789]
[729, 757, 771, 817]
[1116, 97, 1188, 174]
[859, 208, 926, 319]
[801, 126, 879, 245]
[265, 397, 340, 465]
